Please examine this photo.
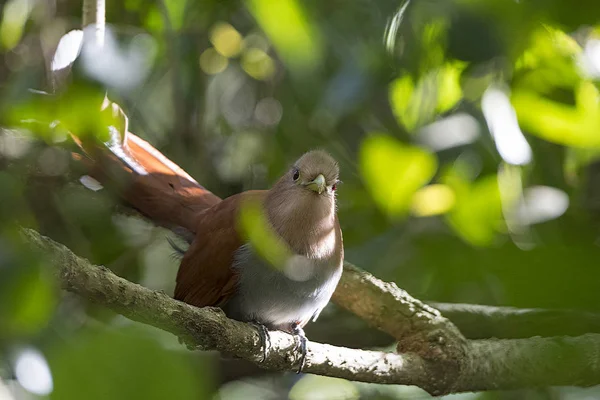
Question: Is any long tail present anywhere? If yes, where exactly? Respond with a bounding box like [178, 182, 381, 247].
[72, 101, 221, 238]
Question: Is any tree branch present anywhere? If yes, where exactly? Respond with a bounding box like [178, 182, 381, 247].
[82, 0, 105, 47]
[21, 228, 600, 395]
[430, 302, 600, 339]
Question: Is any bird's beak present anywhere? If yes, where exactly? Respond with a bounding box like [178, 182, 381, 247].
[304, 174, 326, 194]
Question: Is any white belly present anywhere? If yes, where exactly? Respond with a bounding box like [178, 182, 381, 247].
[223, 244, 342, 330]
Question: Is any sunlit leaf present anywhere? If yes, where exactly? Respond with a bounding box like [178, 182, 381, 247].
[5, 87, 112, 143]
[515, 26, 581, 73]
[389, 75, 420, 131]
[389, 64, 464, 132]
[411, 184, 456, 217]
[360, 133, 437, 216]
[246, 0, 323, 72]
[512, 81, 600, 148]
[443, 166, 503, 246]
[237, 198, 292, 270]
[436, 63, 464, 113]
[49, 328, 209, 400]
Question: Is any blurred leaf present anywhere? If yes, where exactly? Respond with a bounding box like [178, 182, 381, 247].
[360, 133, 437, 217]
[389, 63, 464, 132]
[389, 75, 420, 131]
[5, 87, 111, 143]
[436, 63, 465, 113]
[443, 167, 503, 246]
[237, 198, 292, 269]
[420, 18, 448, 71]
[512, 81, 600, 148]
[509, 26, 600, 148]
[49, 328, 209, 400]
[514, 26, 581, 91]
[163, 0, 186, 30]
[0, 0, 32, 50]
[246, 0, 323, 72]
[0, 261, 58, 339]
[411, 184, 456, 217]
[144, 6, 164, 33]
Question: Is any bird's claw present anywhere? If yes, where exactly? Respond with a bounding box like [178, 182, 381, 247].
[252, 321, 271, 362]
[292, 325, 308, 374]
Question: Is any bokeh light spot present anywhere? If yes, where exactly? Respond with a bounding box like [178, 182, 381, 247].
[241, 48, 275, 80]
[412, 184, 456, 217]
[14, 348, 53, 396]
[210, 22, 243, 58]
[199, 48, 228, 75]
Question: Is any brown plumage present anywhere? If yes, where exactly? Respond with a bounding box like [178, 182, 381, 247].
[74, 107, 343, 368]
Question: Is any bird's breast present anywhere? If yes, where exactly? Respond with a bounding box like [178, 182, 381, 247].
[223, 244, 342, 331]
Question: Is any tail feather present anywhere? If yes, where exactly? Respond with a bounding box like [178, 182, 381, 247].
[72, 102, 221, 235]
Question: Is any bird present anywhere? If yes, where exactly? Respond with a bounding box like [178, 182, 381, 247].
[73, 101, 344, 371]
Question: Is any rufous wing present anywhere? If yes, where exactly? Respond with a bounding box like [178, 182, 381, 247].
[174, 191, 267, 308]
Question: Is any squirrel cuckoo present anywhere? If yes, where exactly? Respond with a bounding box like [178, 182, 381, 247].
[75, 101, 344, 371]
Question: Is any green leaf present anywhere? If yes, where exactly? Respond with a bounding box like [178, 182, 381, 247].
[163, 0, 186, 30]
[436, 63, 464, 113]
[389, 64, 464, 132]
[5, 87, 112, 143]
[237, 198, 293, 270]
[0, 0, 33, 50]
[0, 265, 58, 338]
[49, 328, 209, 400]
[443, 167, 504, 246]
[512, 81, 600, 148]
[246, 0, 323, 72]
[359, 133, 437, 217]
[389, 75, 420, 132]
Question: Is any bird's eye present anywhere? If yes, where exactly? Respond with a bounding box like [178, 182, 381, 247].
[292, 169, 300, 181]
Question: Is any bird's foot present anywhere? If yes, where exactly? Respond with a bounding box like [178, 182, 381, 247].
[251, 321, 271, 362]
[291, 325, 308, 374]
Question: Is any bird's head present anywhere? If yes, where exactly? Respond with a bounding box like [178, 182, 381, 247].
[268, 150, 340, 221]
[266, 150, 341, 256]
[288, 150, 340, 197]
